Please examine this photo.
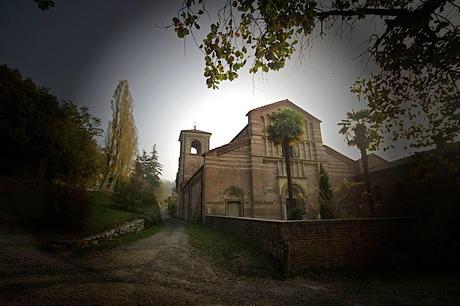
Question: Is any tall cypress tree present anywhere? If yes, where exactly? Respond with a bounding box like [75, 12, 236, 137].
[100, 80, 138, 190]
[319, 163, 334, 219]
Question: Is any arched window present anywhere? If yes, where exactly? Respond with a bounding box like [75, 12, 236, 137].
[281, 145, 299, 158]
[282, 184, 306, 219]
[190, 140, 201, 155]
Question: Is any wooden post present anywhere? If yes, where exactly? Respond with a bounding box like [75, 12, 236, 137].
[282, 241, 291, 279]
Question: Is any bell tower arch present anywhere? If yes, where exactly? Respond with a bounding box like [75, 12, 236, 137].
[177, 128, 211, 190]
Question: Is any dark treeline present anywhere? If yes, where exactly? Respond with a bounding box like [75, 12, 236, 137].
[0, 65, 163, 233]
[0, 65, 103, 187]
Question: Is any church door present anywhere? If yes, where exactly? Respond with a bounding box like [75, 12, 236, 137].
[226, 201, 242, 217]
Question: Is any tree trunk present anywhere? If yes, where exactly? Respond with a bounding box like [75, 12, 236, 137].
[360, 148, 375, 216]
[283, 137, 294, 220]
[99, 159, 111, 190]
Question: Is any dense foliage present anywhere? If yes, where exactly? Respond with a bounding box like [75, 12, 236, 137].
[338, 109, 381, 153]
[170, 0, 459, 150]
[113, 147, 162, 214]
[166, 192, 178, 217]
[338, 108, 379, 213]
[0, 65, 103, 186]
[287, 207, 306, 220]
[333, 178, 369, 217]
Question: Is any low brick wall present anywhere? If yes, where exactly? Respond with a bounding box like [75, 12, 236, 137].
[204, 215, 423, 272]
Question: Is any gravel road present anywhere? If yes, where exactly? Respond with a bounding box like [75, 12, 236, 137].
[0, 219, 458, 305]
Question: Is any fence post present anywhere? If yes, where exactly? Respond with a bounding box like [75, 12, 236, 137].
[282, 241, 291, 279]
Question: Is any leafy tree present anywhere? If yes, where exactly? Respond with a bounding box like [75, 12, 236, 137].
[54, 102, 104, 185]
[266, 108, 303, 219]
[135, 146, 162, 188]
[113, 147, 162, 212]
[171, 0, 459, 150]
[34, 0, 54, 10]
[155, 182, 170, 210]
[319, 163, 334, 219]
[339, 108, 381, 215]
[333, 178, 368, 218]
[101, 80, 138, 190]
[0, 65, 103, 186]
[166, 192, 178, 217]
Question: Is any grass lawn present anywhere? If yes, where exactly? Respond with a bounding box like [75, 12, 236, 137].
[87, 191, 145, 234]
[0, 190, 160, 237]
[185, 222, 280, 278]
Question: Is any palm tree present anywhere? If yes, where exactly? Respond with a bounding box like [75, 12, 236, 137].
[266, 108, 303, 220]
[338, 109, 381, 215]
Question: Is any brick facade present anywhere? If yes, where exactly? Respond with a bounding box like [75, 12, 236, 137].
[177, 99, 360, 222]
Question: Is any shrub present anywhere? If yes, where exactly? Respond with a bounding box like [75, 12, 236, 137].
[45, 185, 91, 233]
[166, 193, 177, 218]
[288, 207, 305, 220]
[112, 177, 161, 225]
[142, 206, 161, 227]
[320, 201, 334, 219]
[113, 177, 155, 210]
[333, 178, 368, 218]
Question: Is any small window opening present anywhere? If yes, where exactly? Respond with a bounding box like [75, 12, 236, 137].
[190, 140, 201, 155]
[281, 145, 299, 158]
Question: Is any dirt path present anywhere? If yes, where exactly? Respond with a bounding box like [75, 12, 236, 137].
[0, 220, 458, 305]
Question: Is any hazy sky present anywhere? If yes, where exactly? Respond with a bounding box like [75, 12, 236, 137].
[0, 1, 406, 180]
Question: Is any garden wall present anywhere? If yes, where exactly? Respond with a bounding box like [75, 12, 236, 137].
[204, 216, 423, 273]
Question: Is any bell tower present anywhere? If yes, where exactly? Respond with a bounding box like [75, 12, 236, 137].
[177, 127, 211, 190]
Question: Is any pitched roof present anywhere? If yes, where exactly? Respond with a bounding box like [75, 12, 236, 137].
[246, 99, 322, 122]
[179, 129, 212, 141]
[323, 145, 355, 165]
[230, 124, 249, 142]
[205, 137, 250, 156]
[180, 129, 212, 134]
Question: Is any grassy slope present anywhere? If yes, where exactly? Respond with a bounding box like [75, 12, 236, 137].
[87, 191, 143, 234]
[0, 191, 157, 236]
[185, 222, 280, 278]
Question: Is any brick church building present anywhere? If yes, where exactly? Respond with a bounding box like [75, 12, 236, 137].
[176, 99, 397, 222]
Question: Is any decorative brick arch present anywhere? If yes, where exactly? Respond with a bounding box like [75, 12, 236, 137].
[223, 186, 245, 217]
[281, 183, 307, 212]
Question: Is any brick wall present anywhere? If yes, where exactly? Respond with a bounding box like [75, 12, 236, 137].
[204, 215, 423, 272]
